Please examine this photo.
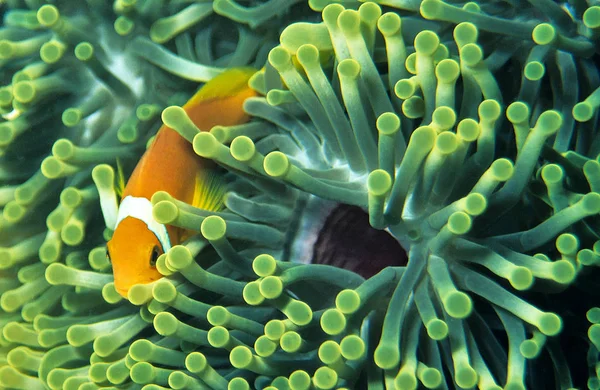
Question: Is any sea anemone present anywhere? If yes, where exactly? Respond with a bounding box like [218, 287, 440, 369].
[0, 0, 599, 389]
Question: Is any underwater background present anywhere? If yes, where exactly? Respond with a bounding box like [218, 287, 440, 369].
[0, 0, 600, 389]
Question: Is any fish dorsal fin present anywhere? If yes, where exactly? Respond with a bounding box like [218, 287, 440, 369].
[193, 168, 227, 212]
[184, 68, 257, 108]
[115, 158, 126, 200]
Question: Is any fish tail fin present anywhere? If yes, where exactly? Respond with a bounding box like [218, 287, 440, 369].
[193, 168, 227, 212]
[184, 67, 257, 108]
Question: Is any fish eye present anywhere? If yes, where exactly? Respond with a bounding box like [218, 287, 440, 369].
[150, 246, 160, 267]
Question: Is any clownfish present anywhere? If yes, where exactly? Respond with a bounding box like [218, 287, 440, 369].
[106, 68, 258, 298]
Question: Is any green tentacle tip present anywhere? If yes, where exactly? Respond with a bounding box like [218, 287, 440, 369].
[519, 339, 541, 359]
[40, 40, 65, 64]
[161, 106, 186, 128]
[154, 312, 179, 336]
[52, 138, 74, 160]
[268, 47, 293, 72]
[456, 119, 479, 142]
[62, 108, 83, 127]
[509, 266, 534, 290]
[169, 371, 197, 389]
[165, 245, 194, 270]
[432, 107, 456, 130]
[584, 6, 600, 28]
[426, 318, 448, 340]
[556, 233, 578, 255]
[37, 4, 60, 27]
[435, 132, 458, 154]
[296, 44, 320, 68]
[455, 365, 478, 388]
[414, 30, 439, 56]
[288, 370, 311, 390]
[337, 59, 360, 79]
[230, 136, 256, 162]
[313, 366, 338, 389]
[13, 81, 35, 103]
[460, 43, 483, 67]
[265, 320, 286, 340]
[403, 96, 425, 118]
[243, 281, 265, 305]
[74, 42, 94, 61]
[114, 16, 134, 35]
[230, 346, 253, 369]
[335, 289, 361, 314]
[264, 151, 290, 177]
[193, 132, 220, 158]
[359, 2, 382, 22]
[394, 79, 416, 100]
[255, 335, 277, 357]
[92, 164, 114, 188]
[130, 339, 154, 362]
[453, 22, 478, 45]
[152, 280, 177, 303]
[152, 201, 178, 224]
[587, 307, 600, 324]
[129, 283, 154, 305]
[208, 326, 230, 348]
[443, 291, 472, 318]
[490, 158, 514, 181]
[541, 164, 563, 184]
[524, 61, 545, 81]
[201, 215, 226, 241]
[436, 59, 460, 83]
[374, 344, 399, 369]
[394, 370, 417, 390]
[478, 99, 501, 121]
[228, 377, 250, 390]
[130, 362, 156, 384]
[340, 335, 365, 360]
[259, 276, 283, 299]
[377, 12, 401, 36]
[464, 193, 486, 216]
[589, 323, 600, 347]
[582, 192, 600, 213]
[207, 306, 230, 326]
[506, 101, 529, 123]
[419, 366, 442, 388]
[532, 23, 556, 45]
[368, 170, 392, 197]
[376, 112, 400, 135]
[538, 312, 562, 336]
[320, 308, 346, 335]
[447, 211, 471, 235]
[318, 340, 341, 364]
[573, 102, 593, 122]
[185, 352, 207, 373]
[253, 254, 277, 277]
[338, 10, 361, 35]
[535, 110, 562, 135]
[280, 331, 302, 352]
[287, 300, 313, 326]
[150, 19, 176, 44]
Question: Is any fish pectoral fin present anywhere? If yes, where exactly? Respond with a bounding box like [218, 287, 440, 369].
[192, 168, 227, 212]
[115, 158, 126, 200]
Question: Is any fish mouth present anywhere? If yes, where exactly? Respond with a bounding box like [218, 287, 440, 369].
[115, 285, 129, 298]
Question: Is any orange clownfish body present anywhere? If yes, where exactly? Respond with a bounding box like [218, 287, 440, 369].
[107, 68, 258, 298]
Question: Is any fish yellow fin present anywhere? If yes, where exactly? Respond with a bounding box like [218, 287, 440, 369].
[115, 158, 126, 200]
[184, 67, 257, 108]
[192, 169, 227, 212]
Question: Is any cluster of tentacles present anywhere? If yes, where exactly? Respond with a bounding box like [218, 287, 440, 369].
[0, 0, 600, 389]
